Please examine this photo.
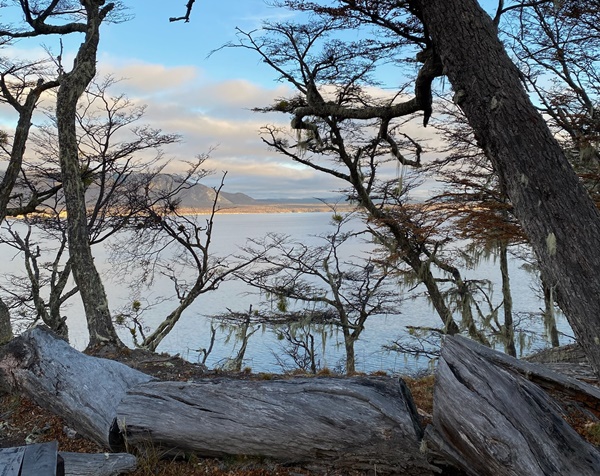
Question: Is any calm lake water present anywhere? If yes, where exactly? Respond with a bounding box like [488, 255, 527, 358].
[2, 212, 572, 374]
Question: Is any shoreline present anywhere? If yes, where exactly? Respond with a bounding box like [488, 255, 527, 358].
[178, 203, 357, 215]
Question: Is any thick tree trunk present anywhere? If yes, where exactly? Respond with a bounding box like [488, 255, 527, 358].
[0, 327, 152, 447]
[55, 1, 121, 348]
[116, 377, 434, 475]
[424, 336, 600, 476]
[416, 0, 600, 375]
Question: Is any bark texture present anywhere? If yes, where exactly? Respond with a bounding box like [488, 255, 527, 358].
[0, 327, 435, 475]
[416, 0, 600, 374]
[425, 336, 600, 476]
[116, 377, 434, 475]
[0, 326, 152, 447]
[60, 452, 137, 476]
[55, 1, 121, 347]
[0, 299, 12, 345]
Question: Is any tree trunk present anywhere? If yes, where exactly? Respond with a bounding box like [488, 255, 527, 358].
[0, 327, 152, 447]
[416, 0, 600, 375]
[0, 298, 12, 345]
[0, 78, 57, 225]
[542, 278, 560, 347]
[499, 241, 516, 356]
[424, 335, 600, 476]
[0, 78, 58, 345]
[116, 377, 435, 475]
[55, 1, 121, 348]
[343, 333, 356, 374]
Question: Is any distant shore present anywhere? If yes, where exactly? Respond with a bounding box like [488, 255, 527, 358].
[178, 203, 357, 215]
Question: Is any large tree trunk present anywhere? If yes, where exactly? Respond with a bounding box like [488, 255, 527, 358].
[116, 377, 434, 475]
[416, 0, 600, 375]
[424, 336, 600, 476]
[55, 1, 121, 348]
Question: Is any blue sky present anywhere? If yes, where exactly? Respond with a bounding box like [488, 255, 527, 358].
[0, 1, 500, 199]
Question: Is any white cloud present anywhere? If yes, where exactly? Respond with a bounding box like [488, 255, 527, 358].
[93, 59, 338, 198]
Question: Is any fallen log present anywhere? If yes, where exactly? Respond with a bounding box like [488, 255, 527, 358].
[424, 336, 600, 476]
[115, 378, 435, 475]
[0, 327, 436, 475]
[60, 452, 137, 476]
[0, 326, 153, 447]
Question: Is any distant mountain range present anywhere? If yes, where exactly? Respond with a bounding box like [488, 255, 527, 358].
[1, 171, 337, 210]
[174, 182, 260, 208]
[174, 183, 342, 209]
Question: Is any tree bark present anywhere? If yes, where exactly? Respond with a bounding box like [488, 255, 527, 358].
[416, 0, 600, 375]
[0, 327, 152, 447]
[60, 452, 137, 476]
[55, 1, 122, 347]
[116, 377, 435, 475]
[0, 298, 12, 345]
[424, 335, 600, 476]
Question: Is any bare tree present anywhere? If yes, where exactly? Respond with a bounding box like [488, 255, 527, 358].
[110, 170, 263, 352]
[0, 58, 59, 342]
[229, 17, 519, 350]
[210, 0, 600, 372]
[0, 0, 128, 348]
[234, 212, 403, 374]
[0, 77, 179, 341]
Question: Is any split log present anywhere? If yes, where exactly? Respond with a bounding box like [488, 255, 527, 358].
[0, 442, 63, 476]
[0, 326, 153, 447]
[424, 335, 600, 476]
[115, 378, 435, 475]
[60, 452, 137, 476]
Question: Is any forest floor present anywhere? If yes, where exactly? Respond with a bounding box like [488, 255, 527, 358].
[0, 345, 436, 476]
[3, 343, 598, 475]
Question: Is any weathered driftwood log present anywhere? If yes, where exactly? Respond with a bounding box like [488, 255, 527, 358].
[424, 336, 600, 476]
[0, 326, 153, 447]
[0, 326, 435, 474]
[60, 452, 137, 476]
[115, 378, 435, 475]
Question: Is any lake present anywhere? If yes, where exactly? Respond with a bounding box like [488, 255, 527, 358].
[1, 212, 572, 375]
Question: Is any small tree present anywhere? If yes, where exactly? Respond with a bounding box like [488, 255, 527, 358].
[235, 212, 403, 374]
[110, 171, 263, 352]
[0, 56, 59, 342]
